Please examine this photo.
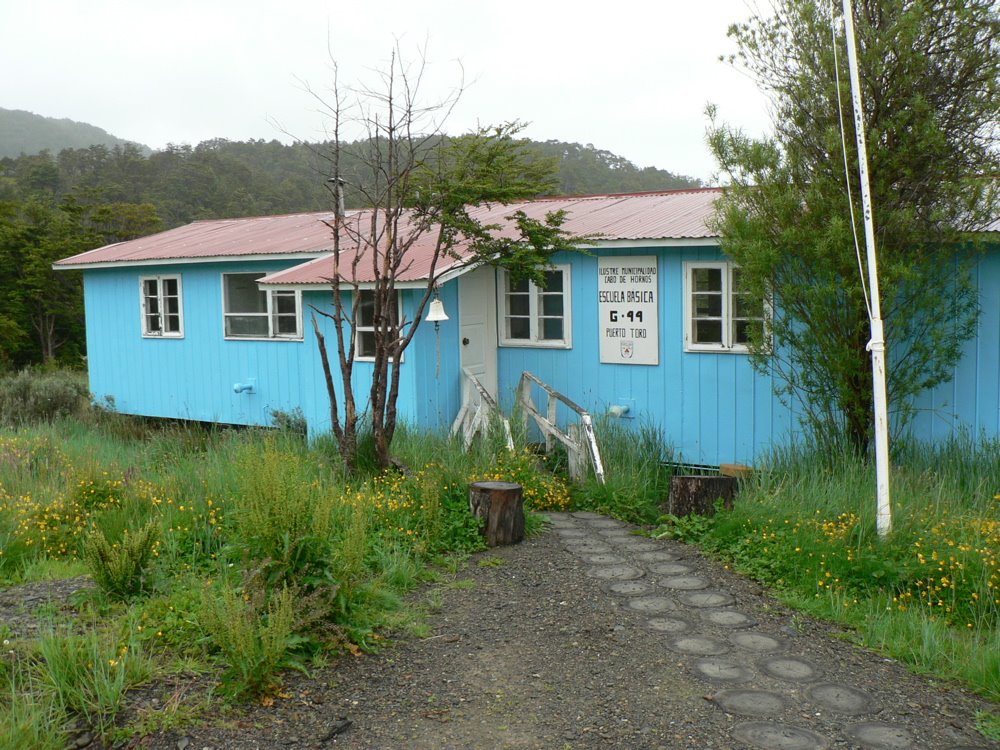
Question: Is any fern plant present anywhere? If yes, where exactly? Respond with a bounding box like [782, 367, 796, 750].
[82, 521, 159, 600]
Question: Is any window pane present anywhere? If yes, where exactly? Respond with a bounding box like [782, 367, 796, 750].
[693, 293, 722, 318]
[165, 315, 181, 332]
[693, 319, 723, 344]
[358, 292, 375, 327]
[732, 293, 763, 319]
[273, 291, 297, 315]
[734, 319, 753, 345]
[507, 316, 530, 339]
[143, 279, 159, 297]
[162, 278, 178, 296]
[506, 293, 530, 316]
[274, 315, 298, 336]
[543, 270, 563, 292]
[692, 267, 722, 292]
[541, 293, 563, 316]
[146, 295, 160, 315]
[226, 274, 266, 314]
[358, 331, 376, 358]
[145, 313, 161, 333]
[165, 296, 179, 315]
[541, 318, 563, 340]
[507, 276, 529, 294]
[226, 315, 268, 337]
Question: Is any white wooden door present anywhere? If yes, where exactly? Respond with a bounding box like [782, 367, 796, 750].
[458, 265, 498, 397]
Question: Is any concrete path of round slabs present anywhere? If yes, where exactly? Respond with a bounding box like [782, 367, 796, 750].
[550, 512, 992, 750]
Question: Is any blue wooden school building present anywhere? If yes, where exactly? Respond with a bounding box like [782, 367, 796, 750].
[55, 190, 1000, 466]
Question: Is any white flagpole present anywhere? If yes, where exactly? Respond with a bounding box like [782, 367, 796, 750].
[841, 0, 892, 537]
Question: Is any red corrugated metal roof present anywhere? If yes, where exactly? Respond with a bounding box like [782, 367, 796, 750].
[55, 211, 337, 267]
[55, 189, 722, 283]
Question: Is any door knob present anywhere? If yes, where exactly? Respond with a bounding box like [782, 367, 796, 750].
[462, 337, 470, 345]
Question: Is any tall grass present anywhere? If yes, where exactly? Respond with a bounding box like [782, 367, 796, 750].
[655, 437, 1000, 699]
[573, 418, 676, 523]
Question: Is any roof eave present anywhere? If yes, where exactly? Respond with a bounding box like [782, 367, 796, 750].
[53, 252, 328, 271]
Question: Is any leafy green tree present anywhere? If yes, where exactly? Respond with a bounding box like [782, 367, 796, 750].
[708, 0, 999, 452]
[311, 50, 583, 472]
[0, 196, 161, 367]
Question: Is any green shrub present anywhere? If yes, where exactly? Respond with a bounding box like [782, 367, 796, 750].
[82, 521, 160, 600]
[0, 369, 89, 427]
[198, 582, 299, 699]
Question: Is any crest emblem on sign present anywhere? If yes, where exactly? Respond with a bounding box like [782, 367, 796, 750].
[620, 341, 634, 359]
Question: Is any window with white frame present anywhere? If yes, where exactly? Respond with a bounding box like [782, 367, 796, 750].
[498, 266, 572, 347]
[354, 289, 400, 360]
[223, 273, 301, 339]
[685, 262, 763, 352]
[140, 275, 183, 337]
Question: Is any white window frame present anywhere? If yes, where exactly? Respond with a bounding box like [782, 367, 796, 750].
[683, 261, 762, 353]
[353, 289, 403, 362]
[139, 275, 184, 338]
[497, 265, 572, 348]
[222, 273, 302, 341]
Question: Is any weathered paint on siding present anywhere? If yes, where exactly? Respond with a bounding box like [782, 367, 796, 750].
[496, 248, 797, 466]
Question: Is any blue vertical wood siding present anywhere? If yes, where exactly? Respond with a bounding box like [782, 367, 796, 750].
[496, 248, 797, 466]
[908, 249, 1000, 442]
[84, 261, 462, 437]
[81, 242, 1000, 467]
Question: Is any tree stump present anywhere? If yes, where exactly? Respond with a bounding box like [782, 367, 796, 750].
[469, 481, 525, 547]
[663, 475, 739, 517]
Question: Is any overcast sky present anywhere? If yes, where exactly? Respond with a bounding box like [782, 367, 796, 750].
[1, 0, 773, 183]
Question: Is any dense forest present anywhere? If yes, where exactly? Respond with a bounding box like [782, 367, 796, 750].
[0, 115, 701, 369]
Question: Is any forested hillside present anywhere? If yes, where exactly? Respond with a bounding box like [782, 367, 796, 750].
[0, 133, 700, 368]
[0, 108, 147, 159]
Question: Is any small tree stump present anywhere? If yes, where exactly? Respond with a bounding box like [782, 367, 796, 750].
[469, 481, 525, 547]
[663, 475, 739, 517]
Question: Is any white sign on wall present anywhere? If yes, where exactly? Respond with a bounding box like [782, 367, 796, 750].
[598, 256, 659, 365]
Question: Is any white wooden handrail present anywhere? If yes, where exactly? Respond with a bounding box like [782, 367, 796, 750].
[517, 371, 605, 484]
[451, 368, 514, 451]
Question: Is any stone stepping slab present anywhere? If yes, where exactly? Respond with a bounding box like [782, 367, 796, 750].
[602, 580, 656, 597]
[667, 634, 731, 655]
[584, 564, 644, 580]
[625, 596, 678, 613]
[692, 657, 756, 684]
[701, 609, 756, 629]
[645, 615, 691, 633]
[564, 541, 614, 555]
[581, 554, 627, 565]
[729, 631, 785, 653]
[677, 590, 736, 608]
[713, 688, 790, 716]
[732, 721, 831, 750]
[633, 550, 681, 563]
[657, 575, 710, 591]
[804, 682, 876, 716]
[647, 562, 693, 575]
[553, 528, 590, 537]
[843, 721, 925, 750]
[758, 655, 822, 683]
